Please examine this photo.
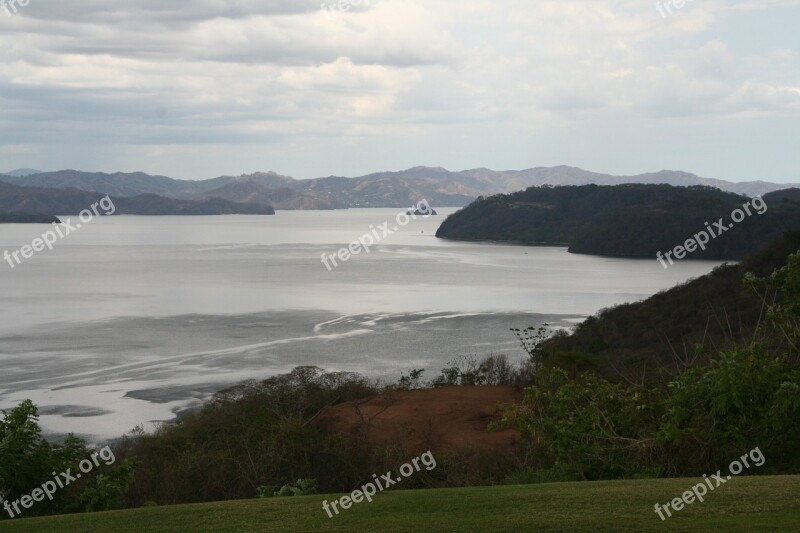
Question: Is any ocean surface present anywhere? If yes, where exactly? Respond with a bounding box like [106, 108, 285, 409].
[0, 209, 724, 442]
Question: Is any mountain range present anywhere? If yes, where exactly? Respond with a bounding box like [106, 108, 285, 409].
[0, 181, 275, 217]
[5, 168, 43, 177]
[2, 167, 798, 210]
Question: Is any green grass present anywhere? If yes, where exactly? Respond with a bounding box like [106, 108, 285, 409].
[4, 476, 800, 532]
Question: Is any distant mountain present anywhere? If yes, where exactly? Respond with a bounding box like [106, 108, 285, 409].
[457, 166, 797, 197]
[1, 166, 798, 209]
[0, 170, 196, 197]
[0, 182, 274, 216]
[0, 171, 339, 210]
[5, 168, 43, 177]
[193, 175, 345, 210]
[436, 184, 800, 260]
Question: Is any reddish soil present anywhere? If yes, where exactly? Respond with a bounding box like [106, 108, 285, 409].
[318, 386, 523, 456]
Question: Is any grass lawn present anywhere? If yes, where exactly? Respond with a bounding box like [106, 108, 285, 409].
[4, 475, 800, 532]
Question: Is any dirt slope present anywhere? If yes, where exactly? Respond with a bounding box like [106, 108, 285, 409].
[318, 386, 522, 455]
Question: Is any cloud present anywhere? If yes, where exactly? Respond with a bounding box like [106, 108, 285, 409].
[0, 0, 798, 181]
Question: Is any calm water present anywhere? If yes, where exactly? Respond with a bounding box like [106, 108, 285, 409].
[0, 210, 723, 441]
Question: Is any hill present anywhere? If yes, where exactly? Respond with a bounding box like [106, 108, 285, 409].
[318, 386, 521, 455]
[0, 182, 275, 216]
[435, 184, 800, 260]
[0, 169, 474, 209]
[765, 188, 800, 204]
[2, 166, 798, 209]
[4, 168, 43, 177]
[460, 166, 798, 197]
[193, 179, 344, 210]
[539, 230, 800, 381]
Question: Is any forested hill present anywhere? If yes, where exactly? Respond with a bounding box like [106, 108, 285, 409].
[765, 188, 800, 203]
[539, 231, 800, 384]
[435, 184, 800, 260]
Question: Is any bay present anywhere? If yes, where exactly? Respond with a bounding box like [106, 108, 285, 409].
[0, 209, 723, 441]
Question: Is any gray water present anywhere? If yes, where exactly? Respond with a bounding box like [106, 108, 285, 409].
[0, 209, 723, 441]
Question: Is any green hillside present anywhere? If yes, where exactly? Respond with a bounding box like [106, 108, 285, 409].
[4, 476, 800, 532]
[436, 184, 800, 260]
[540, 230, 800, 380]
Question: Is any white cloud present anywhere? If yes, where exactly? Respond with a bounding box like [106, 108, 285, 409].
[0, 0, 798, 181]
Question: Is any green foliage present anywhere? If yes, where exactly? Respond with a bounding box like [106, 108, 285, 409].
[745, 250, 800, 352]
[116, 367, 385, 505]
[0, 402, 83, 517]
[258, 479, 317, 498]
[496, 368, 664, 480]
[499, 248, 800, 479]
[274, 479, 317, 497]
[541, 232, 800, 382]
[437, 184, 800, 260]
[78, 459, 138, 513]
[0, 401, 134, 518]
[255, 485, 279, 499]
[661, 251, 800, 473]
[659, 343, 800, 473]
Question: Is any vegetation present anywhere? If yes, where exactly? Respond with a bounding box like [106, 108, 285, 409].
[495, 242, 800, 480]
[0, 213, 60, 224]
[0, 401, 135, 519]
[112, 367, 382, 506]
[436, 184, 800, 259]
[3, 228, 799, 525]
[111, 364, 529, 509]
[540, 231, 800, 381]
[4, 477, 800, 532]
[764, 188, 800, 204]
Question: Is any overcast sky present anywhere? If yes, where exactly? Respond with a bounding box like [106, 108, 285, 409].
[1, 0, 799, 182]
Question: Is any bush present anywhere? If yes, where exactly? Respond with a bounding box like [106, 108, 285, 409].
[0, 401, 134, 519]
[430, 356, 486, 387]
[397, 369, 426, 390]
[497, 251, 800, 479]
[115, 367, 380, 505]
[272, 479, 317, 497]
[478, 354, 515, 386]
[427, 354, 532, 388]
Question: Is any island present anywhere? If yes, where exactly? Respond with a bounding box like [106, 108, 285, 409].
[0, 213, 61, 224]
[435, 184, 800, 260]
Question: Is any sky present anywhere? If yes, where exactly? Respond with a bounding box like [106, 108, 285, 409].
[0, 0, 799, 182]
